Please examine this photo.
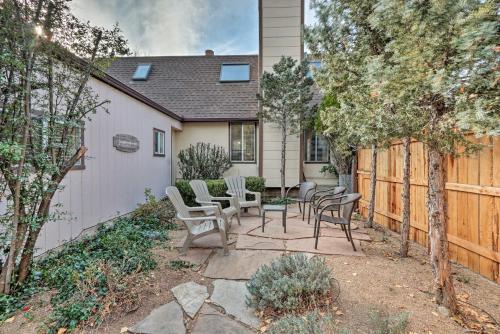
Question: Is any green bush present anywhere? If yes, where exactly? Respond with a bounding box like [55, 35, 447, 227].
[175, 177, 265, 206]
[177, 142, 232, 179]
[131, 188, 176, 227]
[268, 311, 333, 334]
[246, 253, 332, 313]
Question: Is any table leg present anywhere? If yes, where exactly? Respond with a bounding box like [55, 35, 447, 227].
[262, 211, 265, 232]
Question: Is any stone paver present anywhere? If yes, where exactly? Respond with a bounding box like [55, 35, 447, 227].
[210, 279, 260, 329]
[248, 219, 314, 240]
[286, 237, 364, 256]
[176, 233, 237, 249]
[177, 248, 212, 266]
[128, 301, 185, 334]
[236, 234, 285, 251]
[203, 249, 283, 280]
[191, 304, 255, 334]
[171, 281, 209, 318]
[229, 218, 270, 235]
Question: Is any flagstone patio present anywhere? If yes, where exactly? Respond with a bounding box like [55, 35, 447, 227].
[128, 205, 371, 333]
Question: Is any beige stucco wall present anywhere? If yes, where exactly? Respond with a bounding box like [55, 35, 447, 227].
[260, 0, 302, 188]
[31, 77, 182, 254]
[173, 122, 259, 180]
[303, 163, 338, 186]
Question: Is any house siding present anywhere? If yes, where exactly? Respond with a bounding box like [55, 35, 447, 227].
[173, 122, 259, 180]
[260, 0, 303, 188]
[33, 77, 181, 254]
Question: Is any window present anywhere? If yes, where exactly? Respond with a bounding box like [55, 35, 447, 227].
[304, 130, 329, 163]
[70, 125, 85, 169]
[230, 123, 256, 162]
[220, 64, 250, 82]
[132, 63, 152, 80]
[153, 128, 165, 156]
[307, 60, 321, 78]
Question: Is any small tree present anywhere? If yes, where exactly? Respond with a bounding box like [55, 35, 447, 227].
[370, 0, 499, 313]
[259, 56, 314, 197]
[306, 0, 395, 228]
[177, 142, 232, 180]
[0, 0, 129, 293]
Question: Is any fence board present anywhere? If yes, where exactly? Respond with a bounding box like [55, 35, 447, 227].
[357, 137, 500, 282]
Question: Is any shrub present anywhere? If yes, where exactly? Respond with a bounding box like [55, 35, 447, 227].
[175, 177, 266, 206]
[246, 253, 332, 313]
[268, 311, 333, 334]
[177, 143, 232, 179]
[131, 188, 176, 227]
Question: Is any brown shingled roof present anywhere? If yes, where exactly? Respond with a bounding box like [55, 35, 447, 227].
[106, 55, 259, 121]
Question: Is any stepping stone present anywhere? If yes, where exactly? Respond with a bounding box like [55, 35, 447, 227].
[177, 248, 212, 266]
[128, 301, 185, 334]
[229, 217, 269, 235]
[171, 281, 209, 318]
[175, 233, 237, 249]
[191, 304, 254, 334]
[210, 280, 260, 329]
[286, 237, 364, 257]
[203, 249, 283, 280]
[248, 219, 314, 240]
[236, 235, 285, 251]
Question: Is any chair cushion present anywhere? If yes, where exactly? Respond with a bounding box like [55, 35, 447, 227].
[315, 214, 348, 225]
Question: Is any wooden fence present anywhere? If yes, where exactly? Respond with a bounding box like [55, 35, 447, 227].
[357, 136, 500, 282]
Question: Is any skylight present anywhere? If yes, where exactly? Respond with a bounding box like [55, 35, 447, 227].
[132, 63, 152, 81]
[220, 64, 250, 82]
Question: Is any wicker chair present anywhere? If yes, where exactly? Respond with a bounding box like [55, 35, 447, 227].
[285, 182, 317, 220]
[307, 186, 346, 224]
[166, 186, 229, 255]
[313, 193, 361, 251]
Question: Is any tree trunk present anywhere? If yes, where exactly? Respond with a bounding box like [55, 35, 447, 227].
[400, 137, 411, 257]
[427, 146, 457, 315]
[280, 126, 287, 198]
[366, 144, 377, 228]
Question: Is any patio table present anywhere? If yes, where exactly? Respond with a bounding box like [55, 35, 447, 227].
[261, 204, 287, 233]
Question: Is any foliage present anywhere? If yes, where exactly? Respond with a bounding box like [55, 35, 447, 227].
[168, 260, 194, 271]
[319, 163, 338, 177]
[268, 311, 333, 334]
[175, 177, 265, 207]
[246, 253, 332, 313]
[264, 197, 293, 205]
[0, 193, 173, 332]
[177, 143, 232, 180]
[369, 311, 409, 334]
[131, 188, 176, 227]
[259, 56, 315, 196]
[0, 0, 130, 292]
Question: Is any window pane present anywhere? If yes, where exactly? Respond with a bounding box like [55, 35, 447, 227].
[231, 123, 243, 161]
[159, 132, 164, 154]
[316, 135, 329, 162]
[243, 124, 255, 161]
[220, 64, 250, 81]
[305, 131, 316, 161]
[133, 64, 151, 80]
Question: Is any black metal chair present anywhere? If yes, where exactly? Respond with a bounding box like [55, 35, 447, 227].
[313, 193, 362, 251]
[285, 181, 317, 221]
[307, 186, 346, 224]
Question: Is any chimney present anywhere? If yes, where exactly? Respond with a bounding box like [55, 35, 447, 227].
[205, 49, 214, 56]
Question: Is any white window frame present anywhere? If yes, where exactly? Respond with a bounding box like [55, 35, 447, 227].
[153, 128, 165, 157]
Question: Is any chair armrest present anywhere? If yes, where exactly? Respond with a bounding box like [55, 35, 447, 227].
[213, 196, 240, 210]
[285, 184, 300, 198]
[187, 205, 220, 213]
[196, 199, 223, 213]
[316, 194, 345, 207]
[246, 190, 261, 204]
[304, 187, 317, 201]
[211, 196, 233, 201]
[177, 214, 218, 222]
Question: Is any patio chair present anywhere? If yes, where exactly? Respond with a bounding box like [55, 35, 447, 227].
[224, 176, 262, 216]
[166, 186, 229, 255]
[307, 186, 346, 224]
[285, 181, 317, 220]
[313, 193, 361, 251]
[189, 179, 241, 226]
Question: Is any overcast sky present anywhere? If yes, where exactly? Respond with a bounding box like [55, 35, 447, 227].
[70, 0, 317, 56]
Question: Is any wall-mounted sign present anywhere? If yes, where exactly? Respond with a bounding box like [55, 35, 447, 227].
[113, 134, 140, 153]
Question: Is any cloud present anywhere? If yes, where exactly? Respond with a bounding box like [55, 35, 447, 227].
[70, 0, 258, 56]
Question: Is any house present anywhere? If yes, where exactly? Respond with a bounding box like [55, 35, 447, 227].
[6, 0, 334, 255]
[106, 0, 335, 189]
